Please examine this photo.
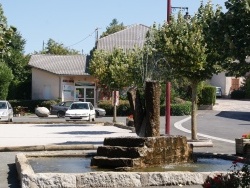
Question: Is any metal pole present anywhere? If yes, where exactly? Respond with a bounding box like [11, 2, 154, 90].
[165, 0, 171, 135]
[167, 0, 171, 23]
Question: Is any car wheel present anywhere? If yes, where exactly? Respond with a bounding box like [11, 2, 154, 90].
[57, 111, 65, 118]
[88, 115, 92, 122]
[95, 110, 99, 117]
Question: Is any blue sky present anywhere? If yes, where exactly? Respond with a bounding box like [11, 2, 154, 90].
[1, 0, 226, 55]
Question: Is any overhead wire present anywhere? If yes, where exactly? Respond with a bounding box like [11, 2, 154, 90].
[66, 29, 97, 48]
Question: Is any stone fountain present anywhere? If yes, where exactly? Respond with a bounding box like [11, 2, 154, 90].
[91, 81, 193, 170]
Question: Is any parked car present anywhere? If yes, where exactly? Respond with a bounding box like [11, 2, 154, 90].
[51, 101, 106, 118]
[50, 101, 73, 118]
[65, 102, 96, 122]
[0, 100, 14, 122]
[95, 107, 106, 117]
[216, 87, 222, 98]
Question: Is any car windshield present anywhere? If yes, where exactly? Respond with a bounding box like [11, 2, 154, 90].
[0, 102, 7, 109]
[70, 103, 89, 110]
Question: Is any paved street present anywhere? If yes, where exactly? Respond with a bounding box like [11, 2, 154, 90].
[0, 98, 250, 188]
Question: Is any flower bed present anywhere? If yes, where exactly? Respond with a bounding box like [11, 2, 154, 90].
[203, 158, 250, 188]
[236, 133, 250, 156]
[235, 138, 250, 155]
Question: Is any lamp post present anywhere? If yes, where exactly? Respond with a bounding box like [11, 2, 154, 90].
[165, 1, 190, 135]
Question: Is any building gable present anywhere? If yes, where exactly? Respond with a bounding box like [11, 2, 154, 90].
[28, 54, 89, 76]
[96, 24, 150, 52]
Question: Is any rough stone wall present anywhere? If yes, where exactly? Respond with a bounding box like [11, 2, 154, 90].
[145, 81, 161, 137]
[127, 81, 161, 137]
[93, 136, 193, 168]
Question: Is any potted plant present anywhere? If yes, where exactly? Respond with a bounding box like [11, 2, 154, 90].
[235, 133, 250, 155]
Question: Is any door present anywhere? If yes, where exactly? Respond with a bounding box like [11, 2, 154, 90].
[75, 87, 95, 105]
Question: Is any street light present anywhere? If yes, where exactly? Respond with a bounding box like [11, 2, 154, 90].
[165, 0, 190, 135]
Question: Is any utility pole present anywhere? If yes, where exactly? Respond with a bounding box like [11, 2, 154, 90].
[95, 27, 100, 46]
[165, 1, 190, 135]
[165, 0, 171, 135]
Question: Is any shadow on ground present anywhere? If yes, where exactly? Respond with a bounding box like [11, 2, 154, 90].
[216, 111, 250, 122]
[7, 163, 20, 188]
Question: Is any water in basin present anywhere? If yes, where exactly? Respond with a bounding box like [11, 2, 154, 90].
[29, 157, 242, 173]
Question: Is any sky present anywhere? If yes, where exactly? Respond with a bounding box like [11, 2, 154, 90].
[1, 0, 226, 55]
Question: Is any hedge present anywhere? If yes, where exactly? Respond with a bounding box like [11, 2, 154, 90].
[9, 100, 58, 113]
[198, 86, 216, 105]
[9, 99, 192, 116]
[99, 100, 191, 116]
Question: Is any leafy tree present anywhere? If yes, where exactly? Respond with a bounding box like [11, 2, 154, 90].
[214, 0, 250, 76]
[90, 48, 137, 90]
[152, 2, 222, 140]
[0, 4, 16, 99]
[4, 31, 31, 99]
[0, 61, 13, 99]
[39, 38, 80, 55]
[90, 48, 138, 122]
[100, 19, 125, 38]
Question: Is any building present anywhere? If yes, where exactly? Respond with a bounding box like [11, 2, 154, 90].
[28, 54, 97, 105]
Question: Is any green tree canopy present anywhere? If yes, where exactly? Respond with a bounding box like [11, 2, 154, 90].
[152, 2, 222, 140]
[39, 38, 80, 55]
[0, 4, 16, 99]
[0, 4, 16, 57]
[100, 19, 125, 38]
[4, 31, 31, 99]
[215, 0, 250, 76]
[0, 61, 13, 99]
[89, 48, 138, 90]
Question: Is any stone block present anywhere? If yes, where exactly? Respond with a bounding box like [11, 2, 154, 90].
[96, 146, 144, 158]
[92, 136, 193, 169]
[35, 107, 50, 117]
[104, 137, 147, 147]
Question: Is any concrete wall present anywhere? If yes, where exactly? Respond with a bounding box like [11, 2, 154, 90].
[32, 68, 97, 104]
[209, 72, 244, 97]
[31, 68, 60, 100]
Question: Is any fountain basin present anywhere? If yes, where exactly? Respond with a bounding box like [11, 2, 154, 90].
[16, 150, 247, 188]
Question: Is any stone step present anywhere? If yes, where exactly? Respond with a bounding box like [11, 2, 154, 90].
[91, 156, 142, 168]
[103, 137, 147, 147]
[96, 146, 146, 158]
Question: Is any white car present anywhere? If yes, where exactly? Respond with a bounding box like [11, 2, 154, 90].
[0, 100, 14, 122]
[65, 102, 96, 122]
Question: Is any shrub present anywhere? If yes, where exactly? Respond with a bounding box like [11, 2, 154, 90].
[231, 89, 246, 99]
[0, 62, 13, 100]
[9, 100, 58, 113]
[41, 100, 57, 110]
[203, 159, 250, 188]
[198, 86, 216, 105]
[98, 100, 131, 116]
[170, 102, 191, 116]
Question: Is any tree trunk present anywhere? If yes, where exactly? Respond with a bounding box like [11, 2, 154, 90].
[191, 82, 198, 140]
[113, 90, 117, 123]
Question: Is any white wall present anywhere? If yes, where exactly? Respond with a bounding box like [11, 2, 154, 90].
[31, 68, 60, 100]
[209, 72, 245, 97]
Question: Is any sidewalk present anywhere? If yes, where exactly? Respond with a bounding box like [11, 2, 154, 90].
[0, 116, 203, 188]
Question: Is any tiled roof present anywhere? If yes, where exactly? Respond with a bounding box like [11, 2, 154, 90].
[96, 24, 150, 52]
[28, 54, 89, 75]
